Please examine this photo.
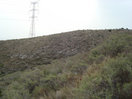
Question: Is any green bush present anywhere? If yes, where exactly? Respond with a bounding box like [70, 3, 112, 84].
[77, 56, 132, 99]
[2, 81, 30, 99]
[0, 63, 4, 68]
[32, 74, 62, 97]
[100, 34, 132, 57]
[71, 62, 88, 75]
[122, 82, 132, 98]
[88, 34, 132, 58]
[88, 49, 104, 64]
[106, 57, 132, 99]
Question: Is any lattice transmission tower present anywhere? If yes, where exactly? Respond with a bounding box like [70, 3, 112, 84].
[30, 1, 39, 37]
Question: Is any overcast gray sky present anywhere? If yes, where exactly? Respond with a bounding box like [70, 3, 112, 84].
[0, 0, 132, 40]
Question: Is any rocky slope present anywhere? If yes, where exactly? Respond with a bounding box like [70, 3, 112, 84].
[0, 29, 131, 74]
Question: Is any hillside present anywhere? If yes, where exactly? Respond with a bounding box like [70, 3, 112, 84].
[0, 29, 132, 99]
[0, 29, 115, 74]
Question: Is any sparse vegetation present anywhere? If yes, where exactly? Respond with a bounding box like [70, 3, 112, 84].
[0, 29, 132, 99]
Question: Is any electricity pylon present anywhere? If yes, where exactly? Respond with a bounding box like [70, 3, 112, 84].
[30, 1, 38, 37]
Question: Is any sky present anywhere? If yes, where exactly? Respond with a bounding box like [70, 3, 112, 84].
[0, 0, 132, 40]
